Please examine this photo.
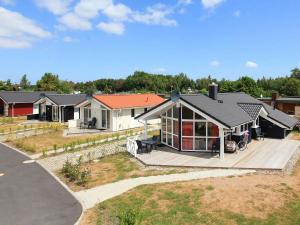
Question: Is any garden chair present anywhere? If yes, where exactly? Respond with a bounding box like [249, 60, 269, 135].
[136, 140, 147, 154]
[88, 117, 97, 129]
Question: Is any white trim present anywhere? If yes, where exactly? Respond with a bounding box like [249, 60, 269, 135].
[75, 99, 91, 108]
[137, 100, 174, 121]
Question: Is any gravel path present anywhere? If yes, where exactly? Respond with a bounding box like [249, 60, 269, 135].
[38, 140, 127, 171]
[75, 169, 255, 210]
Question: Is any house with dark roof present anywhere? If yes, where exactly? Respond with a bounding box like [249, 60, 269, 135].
[72, 93, 165, 131]
[258, 92, 300, 116]
[34, 94, 87, 122]
[136, 83, 298, 159]
[0, 91, 56, 117]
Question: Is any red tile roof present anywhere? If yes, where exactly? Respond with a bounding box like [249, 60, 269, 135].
[93, 94, 165, 109]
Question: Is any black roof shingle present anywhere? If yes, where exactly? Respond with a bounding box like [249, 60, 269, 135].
[45, 94, 87, 106]
[180, 92, 298, 129]
[0, 91, 56, 104]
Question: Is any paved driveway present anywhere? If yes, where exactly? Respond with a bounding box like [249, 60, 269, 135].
[0, 143, 82, 225]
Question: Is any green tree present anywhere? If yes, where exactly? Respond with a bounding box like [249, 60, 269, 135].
[36, 73, 60, 91]
[59, 80, 73, 94]
[20, 74, 30, 90]
[291, 68, 300, 79]
[280, 78, 300, 96]
[235, 76, 262, 97]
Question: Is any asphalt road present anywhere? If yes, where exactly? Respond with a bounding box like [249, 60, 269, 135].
[0, 143, 82, 225]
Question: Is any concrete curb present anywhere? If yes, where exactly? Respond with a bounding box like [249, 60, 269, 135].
[0, 141, 84, 225]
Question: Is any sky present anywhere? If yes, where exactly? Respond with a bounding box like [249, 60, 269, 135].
[0, 0, 300, 83]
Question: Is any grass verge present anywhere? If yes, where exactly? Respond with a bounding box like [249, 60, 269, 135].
[57, 152, 187, 192]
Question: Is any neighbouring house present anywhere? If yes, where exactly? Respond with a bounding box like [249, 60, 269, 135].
[71, 93, 165, 131]
[136, 83, 298, 159]
[259, 92, 300, 117]
[34, 94, 87, 122]
[0, 91, 56, 117]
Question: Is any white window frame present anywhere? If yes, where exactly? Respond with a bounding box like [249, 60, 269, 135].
[161, 106, 179, 150]
[181, 105, 219, 152]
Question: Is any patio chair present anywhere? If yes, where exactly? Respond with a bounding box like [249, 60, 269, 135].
[88, 117, 97, 129]
[136, 140, 147, 154]
[255, 127, 265, 140]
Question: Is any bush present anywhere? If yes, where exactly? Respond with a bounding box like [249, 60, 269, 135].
[61, 157, 91, 186]
[117, 208, 143, 225]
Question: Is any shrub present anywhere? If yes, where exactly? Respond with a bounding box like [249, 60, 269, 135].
[117, 208, 143, 225]
[61, 156, 91, 186]
[42, 148, 48, 157]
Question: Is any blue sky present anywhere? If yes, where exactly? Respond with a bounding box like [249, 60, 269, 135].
[0, 0, 300, 83]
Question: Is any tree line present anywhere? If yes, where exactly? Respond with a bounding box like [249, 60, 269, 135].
[1, 68, 300, 97]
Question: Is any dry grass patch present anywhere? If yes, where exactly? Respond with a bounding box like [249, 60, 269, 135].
[58, 152, 187, 191]
[0, 116, 28, 131]
[80, 158, 300, 225]
[9, 130, 100, 153]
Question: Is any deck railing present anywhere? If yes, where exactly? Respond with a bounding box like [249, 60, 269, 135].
[126, 136, 139, 157]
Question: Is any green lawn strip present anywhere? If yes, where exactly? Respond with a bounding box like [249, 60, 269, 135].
[95, 182, 300, 225]
[59, 152, 188, 191]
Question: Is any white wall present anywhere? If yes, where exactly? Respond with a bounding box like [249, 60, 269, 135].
[74, 108, 80, 120]
[76, 99, 160, 131]
[33, 104, 39, 114]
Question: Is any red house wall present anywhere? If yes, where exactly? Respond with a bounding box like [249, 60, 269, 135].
[8, 103, 33, 117]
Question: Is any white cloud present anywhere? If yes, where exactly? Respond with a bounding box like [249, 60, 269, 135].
[233, 10, 240, 17]
[210, 59, 220, 67]
[97, 22, 124, 35]
[132, 4, 177, 27]
[245, 61, 258, 68]
[103, 3, 131, 21]
[201, 0, 225, 9]
[34, 0, 74, 15]
[56, 1, 177, 33]
[0, 7, 51, 48]
[74, 0, 111, 19]
[63, 36, 76, 42]
[59, 12, 91, 30]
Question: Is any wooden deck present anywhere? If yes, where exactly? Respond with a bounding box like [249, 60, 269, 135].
[136, 138, 300, 170]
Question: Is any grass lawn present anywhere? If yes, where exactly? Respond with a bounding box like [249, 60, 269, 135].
[0, 116, 28, 132]
[8, 130, 102, 153]
[58, 152, 187, 192]
[79, 160, 300, 225]
[8, 127, 159, 154]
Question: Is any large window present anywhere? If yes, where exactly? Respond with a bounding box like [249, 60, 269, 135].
[181, 105, 219, 151]
[161, 106, 179, 149]
[161, 104, 220, 152]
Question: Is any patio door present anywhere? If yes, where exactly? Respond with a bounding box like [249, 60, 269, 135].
[83, 107, 91, 123]
[52, 105, 59, 121]
[100, 109, 110, 129]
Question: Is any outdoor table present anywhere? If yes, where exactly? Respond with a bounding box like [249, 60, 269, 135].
[141, 140, 156, 151]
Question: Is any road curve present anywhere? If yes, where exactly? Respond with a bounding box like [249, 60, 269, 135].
[0, 143, 82, 225]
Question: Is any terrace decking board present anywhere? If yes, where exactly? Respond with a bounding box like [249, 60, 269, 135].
[136, 138, 299, 170]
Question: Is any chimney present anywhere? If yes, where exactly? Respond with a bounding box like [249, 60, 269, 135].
[271, 91, 278, 102]
[209, 83, 218, 100]
[271, 91, 278, 109]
